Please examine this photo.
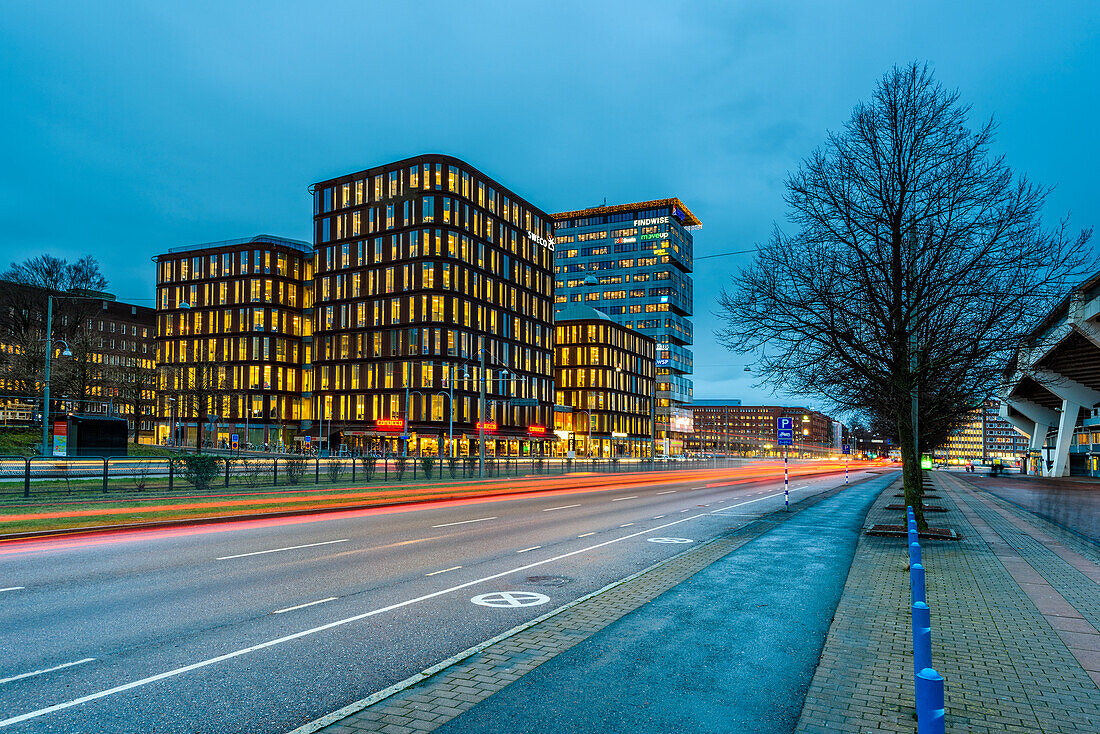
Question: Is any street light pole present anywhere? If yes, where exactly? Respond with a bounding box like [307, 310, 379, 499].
[41, 295, 54, 455]
[479, 337, 486, 479]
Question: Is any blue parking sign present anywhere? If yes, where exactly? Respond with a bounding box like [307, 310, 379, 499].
[777, 417, 794, 446]
[842, 444, 851, 455]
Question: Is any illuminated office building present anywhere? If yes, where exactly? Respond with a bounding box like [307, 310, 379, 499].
[553, 304, 655, 457]
[310, 155, 555, 456]
[154, 235, 313, 449]
[552, 199, 698, 455]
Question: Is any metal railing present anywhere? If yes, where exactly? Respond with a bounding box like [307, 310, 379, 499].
[0, 455, 747, 500]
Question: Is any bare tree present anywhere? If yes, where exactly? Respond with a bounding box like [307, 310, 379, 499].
[717, 63, 1090, 526]
[162, 363, 227, 451]
[0, 256, 111, 409]
[107, 358, 158, 444]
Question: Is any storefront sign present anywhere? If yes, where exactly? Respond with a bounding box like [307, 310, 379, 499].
[615, 237, 637, 244]
[528, 425, 546, 434]
[611, 432, 627, 438]
[375, 418, 404, 431]
[477, 422, 497, 432]
[639, 233, 668, 240]
[634, 216, 668, 227]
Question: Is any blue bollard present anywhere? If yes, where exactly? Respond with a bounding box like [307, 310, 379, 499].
[908, 519, 918, 544]
[912, 601, 931, 680]
[911, 562, 926, 604]
[915, 667, 945, 734]
[909, 541, 922, 567]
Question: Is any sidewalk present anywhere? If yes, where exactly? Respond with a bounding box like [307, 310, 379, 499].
[292, 473, 891, 734]
[956, 471, 1100, 543]
[794, 470, 1100, 733]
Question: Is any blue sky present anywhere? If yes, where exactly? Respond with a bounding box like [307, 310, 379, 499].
[1, 1, 1096, 408]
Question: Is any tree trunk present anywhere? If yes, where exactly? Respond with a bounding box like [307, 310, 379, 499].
[897, 414, 925, 529]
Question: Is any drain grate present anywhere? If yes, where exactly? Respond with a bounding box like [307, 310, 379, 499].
[524, 575, 572, 587]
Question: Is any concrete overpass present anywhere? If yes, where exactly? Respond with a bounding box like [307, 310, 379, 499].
[1001, 270, 1100, 476]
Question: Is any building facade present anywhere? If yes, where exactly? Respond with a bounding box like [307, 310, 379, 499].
[310, 154, 556, 457]
[154, 235, 313, 449]
[0, 283, 156, 442]
[939, 399, 1030, 465]
[553, 304, 655, 457]
[687, 402, 837, 457]
[552, 199, 698, 455]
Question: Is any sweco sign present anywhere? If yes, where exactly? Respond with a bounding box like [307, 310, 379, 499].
[527, 231, 555, 251]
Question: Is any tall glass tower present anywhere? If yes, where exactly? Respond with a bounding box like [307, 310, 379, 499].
[552, 199, 698, 455]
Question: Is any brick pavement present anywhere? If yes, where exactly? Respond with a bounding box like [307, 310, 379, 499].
[794, 471, 1100, 733]
[290, 478, 866, 734]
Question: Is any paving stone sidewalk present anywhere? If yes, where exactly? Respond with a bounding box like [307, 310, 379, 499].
[794, 471, 1100, 733]
[291, 474, 890, 734]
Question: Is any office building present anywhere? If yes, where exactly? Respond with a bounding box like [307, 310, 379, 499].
[553, 304, 656, 457]
[154, 234, 313, 449]
[552, 199, 698, 455]
[311, 154, 555, 457]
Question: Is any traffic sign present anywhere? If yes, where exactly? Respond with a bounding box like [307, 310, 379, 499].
[231, 433, 239, 450]
[777, 417, 794, 447]
[842, 444, 851, 455]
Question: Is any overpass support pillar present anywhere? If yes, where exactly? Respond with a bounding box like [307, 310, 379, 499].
[1053, 400, 1082, 478]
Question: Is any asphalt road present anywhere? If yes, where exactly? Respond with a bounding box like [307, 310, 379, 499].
[0, 465, 878, 733]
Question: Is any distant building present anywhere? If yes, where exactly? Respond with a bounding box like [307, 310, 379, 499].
[939, 399, 1030, 464]
[553, 304, 656, 457]
[0, 283, 156, 442]
[552, 199, 699, 455]
[687, 402, 836, 457]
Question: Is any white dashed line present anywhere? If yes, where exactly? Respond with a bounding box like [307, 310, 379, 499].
[655, 490, 676, 495]
[653, 515, 665, 519]
[0, 515, 710, 729]
[542, 504, 581, 512]
[0, 587, 24, 593]
[426, 566, 462, 576]
[516, 546, 541, 553]
[610, 496, 638, 502]
[273, 598, 338, 615]
[577, 532, 595, 538]
[217, 539, 349, 560]
[0, 659, 95, 685]
[432, 517, 497, 528]
[619, 523, 634, 527]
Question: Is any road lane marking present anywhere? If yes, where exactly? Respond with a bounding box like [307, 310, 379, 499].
[653, 515, 665, 519]
[0, 587, 24, 593]
[619, 523, 634, 527]
[0, 513, 706, 728]
[0, 658, 95, 685]
[426, 566, 462, 576]
[577, 532, 595, 537]
[655, 490, 676, 495]
[516, 546, 541, 553]
[680, 509, 690, 512]
[273, 598, 338, 615]
[610, 496, 638, 502]
[432, 517, 497, 528]
[542, 504, 581, 512]
[471, 591, 549, 608]
[216, 539, 348, 560]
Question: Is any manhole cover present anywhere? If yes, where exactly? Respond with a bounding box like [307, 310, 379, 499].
[524, 575, 572, 587]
